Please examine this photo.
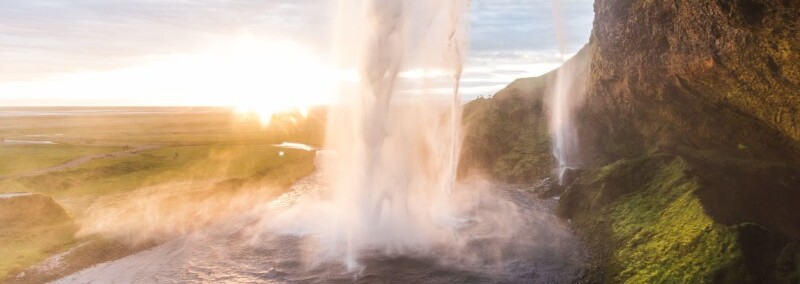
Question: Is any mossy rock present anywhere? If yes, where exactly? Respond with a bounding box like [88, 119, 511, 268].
[560, 154, 800, 283]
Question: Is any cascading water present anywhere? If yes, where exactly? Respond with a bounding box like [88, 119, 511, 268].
[548, 52, 591, 186]
[549, 0, 583, 185]
[321, 0, 469, 270]
[550, 66, 579, 185]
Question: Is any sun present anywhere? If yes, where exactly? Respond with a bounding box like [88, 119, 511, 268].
[211, 37, 335, 125]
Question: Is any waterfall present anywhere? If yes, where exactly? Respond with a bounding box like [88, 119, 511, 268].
[323, 0, 469, 270]
[549, 0, 587, 185]
[551, 64, 580, 185]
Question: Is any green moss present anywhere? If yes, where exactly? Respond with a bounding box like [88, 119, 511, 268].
[608, 159, 743, 283]
[566, 156, 747, 283]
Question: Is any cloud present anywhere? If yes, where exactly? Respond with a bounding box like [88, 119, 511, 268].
[0, 0, 332, 81]
[0, 0, 593, 104]
[470, 0, 593, 52]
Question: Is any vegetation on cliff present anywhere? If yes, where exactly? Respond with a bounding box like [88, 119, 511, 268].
[459, 76, 553, 183]
[560, 155, 742, 282]
[558, 153, 800, 283]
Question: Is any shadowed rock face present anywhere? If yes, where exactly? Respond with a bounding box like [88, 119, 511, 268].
[580, 0, 800, 163]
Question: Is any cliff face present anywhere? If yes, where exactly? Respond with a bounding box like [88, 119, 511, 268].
[461, 0, 800, 283]
[582, 0, 800, 162]
[560, 0, 800, 282]
[575, 0, 800, 233]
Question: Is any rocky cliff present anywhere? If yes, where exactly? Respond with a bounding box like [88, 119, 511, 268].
[583, 0, 799, 158]
[462, 0, 800, 282]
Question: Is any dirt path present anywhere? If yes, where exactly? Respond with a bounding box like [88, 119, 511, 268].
[0, 145, 160, 181]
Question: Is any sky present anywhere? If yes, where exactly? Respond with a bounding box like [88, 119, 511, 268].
[0, 0, 593, 106]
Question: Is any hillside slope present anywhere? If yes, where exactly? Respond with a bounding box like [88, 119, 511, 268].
[459, 76, 552, 183]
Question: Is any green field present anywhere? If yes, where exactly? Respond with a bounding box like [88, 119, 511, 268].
[0, 144, 121, 177]
[0, 107, 325, 281]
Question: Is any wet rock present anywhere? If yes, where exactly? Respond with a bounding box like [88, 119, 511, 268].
[535, 169, 586, 199]
[532, 177, 557, 199]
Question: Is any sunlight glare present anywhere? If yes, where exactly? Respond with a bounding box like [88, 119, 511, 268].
[219, 37, 334, 125]
[0, 36, 337, 125]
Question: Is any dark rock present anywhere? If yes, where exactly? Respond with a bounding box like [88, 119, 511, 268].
[532, 177, 558, 199]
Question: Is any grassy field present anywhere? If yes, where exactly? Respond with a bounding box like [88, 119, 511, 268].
[0, 144, 121, 177]
[0, 145, 316, 215]
[0, 107, 325, 281]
